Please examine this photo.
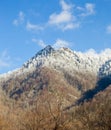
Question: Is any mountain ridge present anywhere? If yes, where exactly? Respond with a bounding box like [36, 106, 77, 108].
[1, 46, 111, 79]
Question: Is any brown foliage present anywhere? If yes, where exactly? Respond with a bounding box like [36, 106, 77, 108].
[0, 67, 111, 130]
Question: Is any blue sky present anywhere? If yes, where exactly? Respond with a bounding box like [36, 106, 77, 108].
[0, 0, 111, 73]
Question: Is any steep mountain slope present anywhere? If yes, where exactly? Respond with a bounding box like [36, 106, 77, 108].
[0, 46, 111, 104]
[0, 46, 111, 130]
[0, 67, 80, 104]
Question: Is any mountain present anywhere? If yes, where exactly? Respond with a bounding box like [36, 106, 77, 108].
[23, 45, 55, 68]
[0, 46, 111, 130]
[0, 45, 111, 103]
[1, 46, 111, 80]
[22, 46, 111, 76]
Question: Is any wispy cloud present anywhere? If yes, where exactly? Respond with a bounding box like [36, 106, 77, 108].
[12, 1, 96, 32]
[0, 50, 11, 68]
[32, 38, 70, 49]
[53, 39, 70, 49]
[48, 0, 79, 31]
[26, 22, 43, 31]
[106, 25, 111, 33]
[84, 48, 111, 59]
[13, 11, 25, 26]
[60, 0, 73, 11]
[0, 50, 23, 73]
[84, 49, 98, 57]
[79, 3, 95, 17]
[48, 0, 95, 31]
[49, 0, 74, 24]
[62, 23, 80, 31]
[32, 39, 46, 48]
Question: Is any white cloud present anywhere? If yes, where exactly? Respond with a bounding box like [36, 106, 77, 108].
[106, 25, 111, 33]
[85, 48, 98, 57]
[80, 3, 95, 17]
[0, 50, 23, 73]
[86, 3, 95, 14]
[12, 1, 95, 32]
[13, 11, 25, 26]
[32, 39, 46, 48]
[32, 38, 70, 49]
[0, 60, 9, 68]
[49, 10, 74, 25]
[53, 39, 70, 49]
[48, 0, 95, 31]
[100, 48, 111, 55]
[48, 0, 78, 31]
[0, 50, 11, 68]
[84, 48, 111, 58]
[62, 23, 80, 31]
[26, 22, 43, 31]
[60, 0, 73, 11]
[77, 6, 84, 11]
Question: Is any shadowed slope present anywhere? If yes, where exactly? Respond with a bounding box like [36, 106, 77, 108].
[76, 75, 111, 105]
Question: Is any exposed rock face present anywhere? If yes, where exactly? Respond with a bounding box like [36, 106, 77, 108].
[99, 60, 111, 77]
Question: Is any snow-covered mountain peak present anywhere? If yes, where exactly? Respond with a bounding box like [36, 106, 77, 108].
[23, 45, 55, 68]
[22, 46, 106, 75]
[35, 45, 55, 57]
[1, 46, 111, 79]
